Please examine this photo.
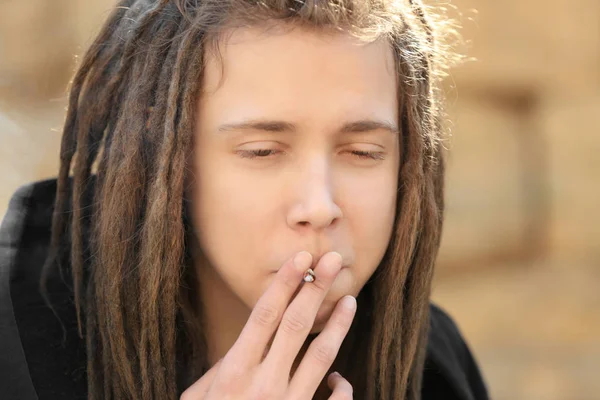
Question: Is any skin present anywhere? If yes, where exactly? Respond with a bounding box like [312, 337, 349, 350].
[182, 251, 357, 399]
[190, 24, 400, 382]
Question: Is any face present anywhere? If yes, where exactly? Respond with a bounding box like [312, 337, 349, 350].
[192, 25, 400, 331]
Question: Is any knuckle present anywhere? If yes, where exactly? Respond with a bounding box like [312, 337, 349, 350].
[219, 356, 246, 381]
[252, 303, 280, 327]
[310, 341, 337, 365]
[281, 309, 310, 334]
[252, 369, 286, 400]
[252, 384, 276, 400]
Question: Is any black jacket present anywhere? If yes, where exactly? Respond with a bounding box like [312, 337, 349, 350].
[0, 178, 489, 400]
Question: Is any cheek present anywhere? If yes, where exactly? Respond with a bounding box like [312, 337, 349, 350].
[342, 171, 397, 277]
[343, 168, 397, 237]
[194, 176, 245, 248]
[196, 171, 280, 247]
[191, 155, 279, 304]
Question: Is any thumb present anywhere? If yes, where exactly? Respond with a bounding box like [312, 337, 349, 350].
[327, 372, 353, 399]
[180, 358, 224, 400]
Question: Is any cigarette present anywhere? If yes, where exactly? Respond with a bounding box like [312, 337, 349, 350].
[303, 268, 316, 283]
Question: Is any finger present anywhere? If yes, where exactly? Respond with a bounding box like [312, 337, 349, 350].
[180, 358, 223, 400]
[263, 252, 343, 377]
[286, 295, 356, 398]
[327, 372, 353, 399]
[225, 251, 313, 369]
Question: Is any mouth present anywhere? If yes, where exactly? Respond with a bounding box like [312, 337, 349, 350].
[271, 253, 352, 274]
[309, 253, 352, 270]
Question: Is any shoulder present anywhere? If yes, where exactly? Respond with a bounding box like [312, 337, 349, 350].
[0, 178, 60, 399]
[0, 178, 86, 400]
[1, 178, 61, 309]
[1, 177, 58, 264]
[1, 177, 59, 228]
[422, 302, 490, 400]
[1, 178, 60, 301]
[1, 177, 59, 261]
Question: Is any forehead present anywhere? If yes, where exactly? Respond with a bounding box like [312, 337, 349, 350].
[199, 25, 398, 126]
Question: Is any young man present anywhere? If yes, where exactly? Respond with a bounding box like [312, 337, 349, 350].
[0, 1, 489, 399]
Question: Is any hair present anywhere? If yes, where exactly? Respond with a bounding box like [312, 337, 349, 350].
[40, 0, 462, 399]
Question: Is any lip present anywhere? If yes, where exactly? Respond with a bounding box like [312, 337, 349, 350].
[309, 261, 351, 270]
[309, 253, 352, 270]
[271, 253, 352, 273]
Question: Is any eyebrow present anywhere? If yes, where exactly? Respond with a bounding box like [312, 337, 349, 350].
[217, 119, 400, 135]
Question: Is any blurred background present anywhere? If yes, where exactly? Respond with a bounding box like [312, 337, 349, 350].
[0, 1, 598, 399]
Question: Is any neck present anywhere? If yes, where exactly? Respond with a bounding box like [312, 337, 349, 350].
[196, 258, 250, 367]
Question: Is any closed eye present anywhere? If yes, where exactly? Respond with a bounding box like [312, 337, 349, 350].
[236, 149, 283, 159]
[235, 149, 385, 160]
[350, 150, 385, 160]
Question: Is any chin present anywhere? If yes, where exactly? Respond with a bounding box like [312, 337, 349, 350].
[309, 301, 336, 334]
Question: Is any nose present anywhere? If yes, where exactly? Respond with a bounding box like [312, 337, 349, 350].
[286, 157, 343, 231]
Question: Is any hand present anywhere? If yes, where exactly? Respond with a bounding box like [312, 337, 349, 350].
[180, 251, 357, 399]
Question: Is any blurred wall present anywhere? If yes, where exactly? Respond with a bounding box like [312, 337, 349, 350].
[430, 1, 600, 399]
[438, 0, 600, 268]
[1, 1, 599, 399]
[0, 0, 117, 208]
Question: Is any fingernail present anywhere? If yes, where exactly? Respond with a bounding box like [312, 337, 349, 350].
[341, 295, 356, 311]
[328, 371, 341, 386]
[294, 251, 312, 270]
[331, 252, 343, 268]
